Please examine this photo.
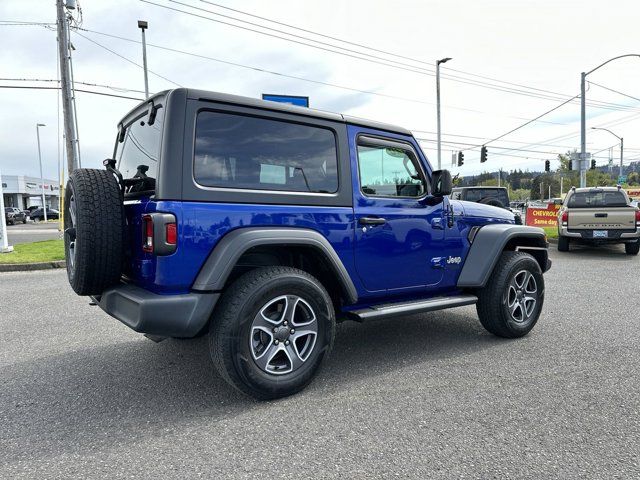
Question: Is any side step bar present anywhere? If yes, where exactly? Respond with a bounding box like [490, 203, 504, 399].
[347, 294, 478, 322]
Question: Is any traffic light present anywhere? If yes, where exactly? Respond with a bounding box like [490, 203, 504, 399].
[457, 151, 464, 167]
[568, 159, 572, 170]
[544, 160, 550, 172]
[480, 146, 488, 163]
[590, 159, 596, 170]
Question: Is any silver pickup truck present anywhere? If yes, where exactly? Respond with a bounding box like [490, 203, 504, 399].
[557, 186, 640, 254]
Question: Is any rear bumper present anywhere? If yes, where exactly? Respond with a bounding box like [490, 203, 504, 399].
[559, 226, 640, 241]
[92, 283, 219, 337]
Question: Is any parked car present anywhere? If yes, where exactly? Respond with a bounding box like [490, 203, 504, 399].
[557, 186, 640, 254]
[4, 207, 27, 225]
[63, 88, 551, 400]
[30, 208, 59, 221]
[451, 186, 523, 224]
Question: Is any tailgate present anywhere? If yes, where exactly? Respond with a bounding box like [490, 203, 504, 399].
[568, 207, 636, 230]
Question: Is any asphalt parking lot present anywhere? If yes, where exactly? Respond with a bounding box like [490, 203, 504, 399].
[1, 245, 639, 479]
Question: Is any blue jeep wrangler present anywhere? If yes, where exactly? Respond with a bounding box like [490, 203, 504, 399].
[64, 89, 551, 399]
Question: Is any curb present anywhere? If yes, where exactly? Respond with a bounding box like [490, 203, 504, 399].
[547, 237, 558, 244]
[0, 260, 66, 273]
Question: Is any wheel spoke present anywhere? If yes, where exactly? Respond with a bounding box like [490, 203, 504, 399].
[291, 297, 316, 327]
[281, 295, 299, 324]
[291, 330, 317, 361]
[523, 296, 537, 317]
[253, 343, 283, 372]
[525, 274, 537, 294]
[255, 296, 287, 328]
[284, 344, 304, 371]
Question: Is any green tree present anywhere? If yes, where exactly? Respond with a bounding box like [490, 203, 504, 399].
[530, 173, 561, 200]
[626, 172, 640, 186]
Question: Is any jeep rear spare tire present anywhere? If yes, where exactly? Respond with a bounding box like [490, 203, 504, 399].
[64, 168, 125, 296]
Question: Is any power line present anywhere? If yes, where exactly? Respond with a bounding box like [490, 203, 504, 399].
[0, 84, 144, 101]
[410, 129, 578, 149]
[0, 77, 147, 94]
[195, 0, 637, 113]
[140, 1, 638, 112]
[460, 95, 579, 151]
[75, 27, 566, 126]
[588, 81, 640, 104]
[72, 30, 182, 87]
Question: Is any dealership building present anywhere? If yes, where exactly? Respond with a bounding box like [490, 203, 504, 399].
[1, 175, 60, 210]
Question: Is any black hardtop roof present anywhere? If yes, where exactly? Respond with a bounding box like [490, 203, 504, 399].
[452, 186, 508, 190]
[125, 88, 412, 136]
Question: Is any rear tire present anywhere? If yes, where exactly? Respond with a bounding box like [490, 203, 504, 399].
[625, 240, 639, 255]
[476, 251, 544, 338]
[64, 169, 125, 296]
[557, 236, 569, 252]
[209, 266, 335, 400]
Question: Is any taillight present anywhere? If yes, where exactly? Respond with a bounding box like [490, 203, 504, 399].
[142, 214, 154, 252]
[635, 209, 640, 227]
[166, 222, 177, 245]
[561, 210, 568, 226]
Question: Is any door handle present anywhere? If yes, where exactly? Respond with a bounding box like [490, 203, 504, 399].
[359, 217, 386, 225]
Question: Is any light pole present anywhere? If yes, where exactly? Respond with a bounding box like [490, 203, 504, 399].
[580, 54, 640, 187]
[36, 123, 48, 222]
[138, 20, 149, 99]
[591, 127, 623, 180]
[436, 57, 452, 170]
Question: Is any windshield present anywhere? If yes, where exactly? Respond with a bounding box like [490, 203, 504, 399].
[567, 190, 628, 208]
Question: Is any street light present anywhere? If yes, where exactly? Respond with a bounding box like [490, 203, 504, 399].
[138, 20, 149, 99]
[436, 57, 452, 170]
[580, 54, 640, 187]
[592, 127, 623, 179]
[36, 123, 48, 222]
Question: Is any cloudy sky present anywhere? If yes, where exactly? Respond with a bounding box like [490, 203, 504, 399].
[2, 0, 640, 182]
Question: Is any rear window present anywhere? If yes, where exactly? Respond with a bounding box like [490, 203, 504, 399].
[567, 190, 628, 208]
[116, 105, 164, 181]
[193, 111, 338, 193]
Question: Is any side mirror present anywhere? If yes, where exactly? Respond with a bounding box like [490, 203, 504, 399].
[431, 169, 452, 197]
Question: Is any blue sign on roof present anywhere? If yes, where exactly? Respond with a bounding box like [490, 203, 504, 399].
[262, 94, 309, 107]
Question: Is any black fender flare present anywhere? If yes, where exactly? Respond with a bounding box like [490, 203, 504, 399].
[457, 224, 549, 288]
[191, 227, 358, 304]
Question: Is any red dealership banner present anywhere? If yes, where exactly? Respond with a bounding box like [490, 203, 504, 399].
[525, 203, 560, 228]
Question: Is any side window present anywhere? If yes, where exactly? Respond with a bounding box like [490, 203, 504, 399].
[116, 105, 164, 181]
[193, 111, 338, 193]
[357, 142, 426, 198]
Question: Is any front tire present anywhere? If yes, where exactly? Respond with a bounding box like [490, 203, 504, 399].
[476, 251, 544, 338]
[557, 236, 569, 252]
[625, 240, 640, 255]
[209, 267, 336, 400]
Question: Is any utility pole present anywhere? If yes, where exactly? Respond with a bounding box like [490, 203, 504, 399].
[56, 0, 80, 174]
[619, 137, 624, 179]
[580, 72, 587, 188]
[580, 55, 640, 188]
[560, 175, 564, 197]
[36, 124, 48, 222]
[436, 57, 452, 170]
[0, 168, 14, 253]
[138, 20, 150, 99]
